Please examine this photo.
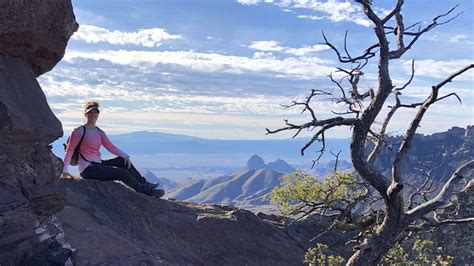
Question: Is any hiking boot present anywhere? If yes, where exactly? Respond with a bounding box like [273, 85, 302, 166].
[146, 182, 159, 189]
[151, 189, 165, 198]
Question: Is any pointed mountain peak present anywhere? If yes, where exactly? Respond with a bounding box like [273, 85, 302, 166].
[246, 154, 266, 170]
[273, 159, 286, 163]
[267, 158, 296, 173]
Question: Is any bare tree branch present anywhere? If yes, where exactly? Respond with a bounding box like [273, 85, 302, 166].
[392, 65, 473, 194]
[301, 118, 357, 156]
[407, 161, 474, 219]
[322, 31, 379, 63]
[367, 94, 401, 165]
[389, 5, 461, 59]
[381, 0, 404, 24]
[330, 149, 342, 173]
[435, 64, 473, 89]
[408, 216, 474, 231]
[396, 59, 415, 91]
[408, 159, 446, 210]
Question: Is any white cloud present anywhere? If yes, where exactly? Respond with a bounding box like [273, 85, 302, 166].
[402, 59, 473, 81]
[237, 0, 261, 5]
[64, 49, 335, 80]
[42, 55, 473, 140]
[252, 51, 275, 59]
[237, 0, 371, 27]
[72, 24, 182, 47]
[419, 33, 474, 45]
[42, 77, 334, 139]
[249, 40, 329, 56]
[293, 0, 368, 25]
[448, 34, 474, 45]
[249, 41, 284, 51]
[450, 34, 468, 43]
[297, 14, 324, 20]
[286, 44, 329, 56]
[42, 78, 294, 115]
[40, 47, 343, 139]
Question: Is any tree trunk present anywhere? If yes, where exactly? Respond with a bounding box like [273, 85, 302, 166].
[347, 208, 406, 265]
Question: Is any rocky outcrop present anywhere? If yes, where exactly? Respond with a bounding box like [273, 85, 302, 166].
[0, 56, 68, 265]
[0, 0, 78, 76]
[53, 178, 307, 265]
[0, 56, 63, 142]
[366, 126, 474, 263]
[0, 1, 78, 264]
[372, 126, 474, 182]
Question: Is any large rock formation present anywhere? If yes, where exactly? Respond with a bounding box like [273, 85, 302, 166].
[0, 0, 78, 76]
[0, 56, 70, 265]
[54, 178, 308, 265]
[0, 0, 78, 264]
[373, 126, 474, 182]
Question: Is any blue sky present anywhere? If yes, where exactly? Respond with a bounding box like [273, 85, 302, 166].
[39, 0, 473, 139]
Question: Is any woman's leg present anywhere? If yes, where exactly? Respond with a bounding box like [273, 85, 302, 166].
[80, 163, 153, 195]
[101, 157, 149, 184]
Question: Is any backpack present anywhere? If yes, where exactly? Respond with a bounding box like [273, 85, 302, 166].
[63, 126, 86, 166]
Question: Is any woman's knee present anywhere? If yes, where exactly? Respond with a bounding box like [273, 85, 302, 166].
[101, 156, 124, 167]
[116, 156, 125, 164]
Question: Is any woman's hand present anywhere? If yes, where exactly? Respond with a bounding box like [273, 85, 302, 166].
[61, 172, 74, 179]
[123, 156, 132, 169]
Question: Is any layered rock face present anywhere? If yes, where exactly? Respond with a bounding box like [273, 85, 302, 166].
[54, 179, 307, 265]
[0, 0, 78, 76]
[373, 126, 474, 182]
[0, 1, 78, 264]
[0, 57, 68, 265]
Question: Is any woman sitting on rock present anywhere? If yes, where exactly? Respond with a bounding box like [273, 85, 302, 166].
[61, 100, 164, 198]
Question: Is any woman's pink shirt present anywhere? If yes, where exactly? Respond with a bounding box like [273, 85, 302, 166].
[63, 126, 128, 173]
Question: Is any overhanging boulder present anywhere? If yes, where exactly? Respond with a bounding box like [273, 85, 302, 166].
[0, 0, 79, 77]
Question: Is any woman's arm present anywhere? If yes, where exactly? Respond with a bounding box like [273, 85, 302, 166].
[63, 127, 83, 174]
[99, 129, 129, 158]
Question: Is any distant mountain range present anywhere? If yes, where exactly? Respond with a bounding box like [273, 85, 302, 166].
[52, 130, 350, 162]
[245, 154, 296, 172]
[163, 154, 353, 212]
[158, 126, 474, 213]
[166, 155, 298, 211]
[53, 130, 351, 179]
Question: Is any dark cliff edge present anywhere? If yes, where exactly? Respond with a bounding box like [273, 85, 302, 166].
[50, 178, 308, 265]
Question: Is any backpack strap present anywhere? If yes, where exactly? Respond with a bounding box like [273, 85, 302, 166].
[76, 126, 91, 163]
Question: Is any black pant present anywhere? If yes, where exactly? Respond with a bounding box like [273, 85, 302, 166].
[80, 157, 152, 195]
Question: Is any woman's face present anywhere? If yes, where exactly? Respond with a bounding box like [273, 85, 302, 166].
[85, 110, 99, 123]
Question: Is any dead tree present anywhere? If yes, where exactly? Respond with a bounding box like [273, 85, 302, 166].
[266, 0, 473, 264]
